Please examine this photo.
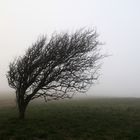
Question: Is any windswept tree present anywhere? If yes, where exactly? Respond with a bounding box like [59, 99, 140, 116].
[7, 29, 104, 119]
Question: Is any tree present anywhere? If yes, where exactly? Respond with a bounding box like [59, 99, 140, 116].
[7, 29, 104, 119]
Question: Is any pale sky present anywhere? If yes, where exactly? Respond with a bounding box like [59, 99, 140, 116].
[0, 0, 140, 97]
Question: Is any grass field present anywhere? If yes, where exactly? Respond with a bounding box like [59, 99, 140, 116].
[0, 97, 140, 140]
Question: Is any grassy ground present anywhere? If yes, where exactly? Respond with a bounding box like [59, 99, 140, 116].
[0, 97, 140, 140]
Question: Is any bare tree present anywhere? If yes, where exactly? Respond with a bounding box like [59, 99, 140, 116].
[7, 29, 104, 119]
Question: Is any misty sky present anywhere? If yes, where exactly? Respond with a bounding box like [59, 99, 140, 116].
[0, 0, 140, 97]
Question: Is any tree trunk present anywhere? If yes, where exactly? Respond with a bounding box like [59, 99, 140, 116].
[16, 90, 29, 119]
[17, 97, 28, 120]
[18, 105, 26, 120]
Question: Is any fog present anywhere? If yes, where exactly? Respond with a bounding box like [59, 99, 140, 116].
[0, 0, 140, 97]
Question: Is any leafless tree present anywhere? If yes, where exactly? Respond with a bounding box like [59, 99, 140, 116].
[7, 29, 104, 119]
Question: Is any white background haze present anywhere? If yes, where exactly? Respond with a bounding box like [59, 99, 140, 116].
[0, 0, 140, 97]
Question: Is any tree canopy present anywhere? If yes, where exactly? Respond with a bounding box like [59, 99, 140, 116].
[7, 29, 103, 119]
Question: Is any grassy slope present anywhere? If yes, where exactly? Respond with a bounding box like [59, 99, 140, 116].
[0, 98, 140, 140]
